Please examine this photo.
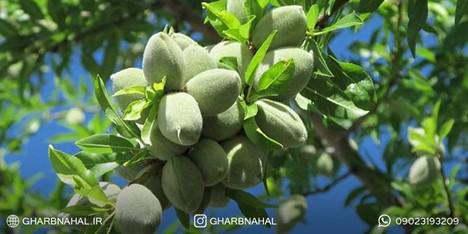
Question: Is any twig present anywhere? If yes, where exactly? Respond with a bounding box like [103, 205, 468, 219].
[346, 0, 405, 134]
[302, 171, 351, 196]
[439, 157, 455, 217]
[315, 0, 350, 30]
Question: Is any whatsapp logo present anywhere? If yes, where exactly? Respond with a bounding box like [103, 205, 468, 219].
[378, 214, 392, 227]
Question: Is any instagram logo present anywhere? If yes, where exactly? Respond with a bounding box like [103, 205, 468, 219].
[193, 214, 207, 228]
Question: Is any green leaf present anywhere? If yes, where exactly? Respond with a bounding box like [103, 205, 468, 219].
[421, 117, 437, 145]
[250, 59, 296, 101]
[416, 47, 435, 63]
[141, 81, 165, 145]
[93, 75, 140, 138]
[196, 187, 212, 214]
[244, 30, 278, 85]
[407, 0, 428, 57]
[439, 119, 454, 139]
[431, 100, 441, 126]
[256, 0, 270, 8]
[241, 101, 259, 120]
[141, 102, 159, 145]
[20, 0, 45, 20]
[310, 40, 333, 77]
[244, 0, 265, 25]
[294, 93, 314, 111]
[243, 117, 283, 149]
[308, 88, 368, 117]
[256, 59, 295, 91]
[49, 146, 95, 186]
[224, 16, 256, 42]
[407, 128, 436, 155]
[203, 0, 244, 39]
[0, 19, 17, 38]
[455, 0, 468, 25]
[306, 4, 320, 31]
[48, 146, 109, 206]
[226, 189, 277, 208]
[227, 190, 271, 226]
[344, 186, 367, 207]
[314, 12, 363, 36]
[449, 164, 461, 189]
[175, 208, 190, 229]
[76, 134, 137, 154]
[112, 86, 146, 97]
[123, 99, 147, 121]
[357, 0, 384, 13]
[74, 151, 123, 177]
[219, 56, 239, 71]
[301, 53, 375, 127]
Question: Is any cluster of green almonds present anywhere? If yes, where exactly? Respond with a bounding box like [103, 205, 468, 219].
[66, 3, 315, 233]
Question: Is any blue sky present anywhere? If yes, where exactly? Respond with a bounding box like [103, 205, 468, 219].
[4, 16, 412, 234]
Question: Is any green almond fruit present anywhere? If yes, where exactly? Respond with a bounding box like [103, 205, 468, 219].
[148, 127, 188, 160]
[171, 32, 197, 50]
[202, 99, 244, 141]
[252, 5, 307, 50]
[111, 67, 148, 111]
[162, 156, 205, 214]
[254, 47, 314, 100]
[222, 136, 264, 189]
[186, 69, 241, 116]
[227, 0, 248, 24]
[115, 184, 162, 234]
[255, 99, 307, 148]
[210, 41, 252, 78]
[189, 139, 229, 186]
[142, 32, 184, 90]
[314, 153, 336, 177]
[157, 92, 203, 146]
[408, 156, 441, 188]
[277, 195, 307, 234]
[142, 174, 171, 209]
[182, 44, 217, 83]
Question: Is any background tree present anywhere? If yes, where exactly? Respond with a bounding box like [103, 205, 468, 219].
[0, 0, 466, 233]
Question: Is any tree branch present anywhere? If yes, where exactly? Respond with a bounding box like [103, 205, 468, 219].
[310, 114, 398, 206]
[439, 157, 455, 217]
[302, 171, 351, 196]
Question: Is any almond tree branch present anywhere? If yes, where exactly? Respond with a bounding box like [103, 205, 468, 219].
[438, 156, 455, 217]
[302, 171, 351, 196]
[310, 114, 398, 206]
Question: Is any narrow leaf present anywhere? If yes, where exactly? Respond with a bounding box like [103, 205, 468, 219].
[226, 189, 277, 208]
[244, 30, 278, 85]
[93, 75, 139, 138]
[456, 0, 468, 25]
[112, 86, 146, 97]
[439, 119, 454, 139]
[175, 208, 190, 229]
[76, 134, 137, 154]
[407, 0, 428, 57]
[314, 12, 363, 35]
[306, 4, 320, 31]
